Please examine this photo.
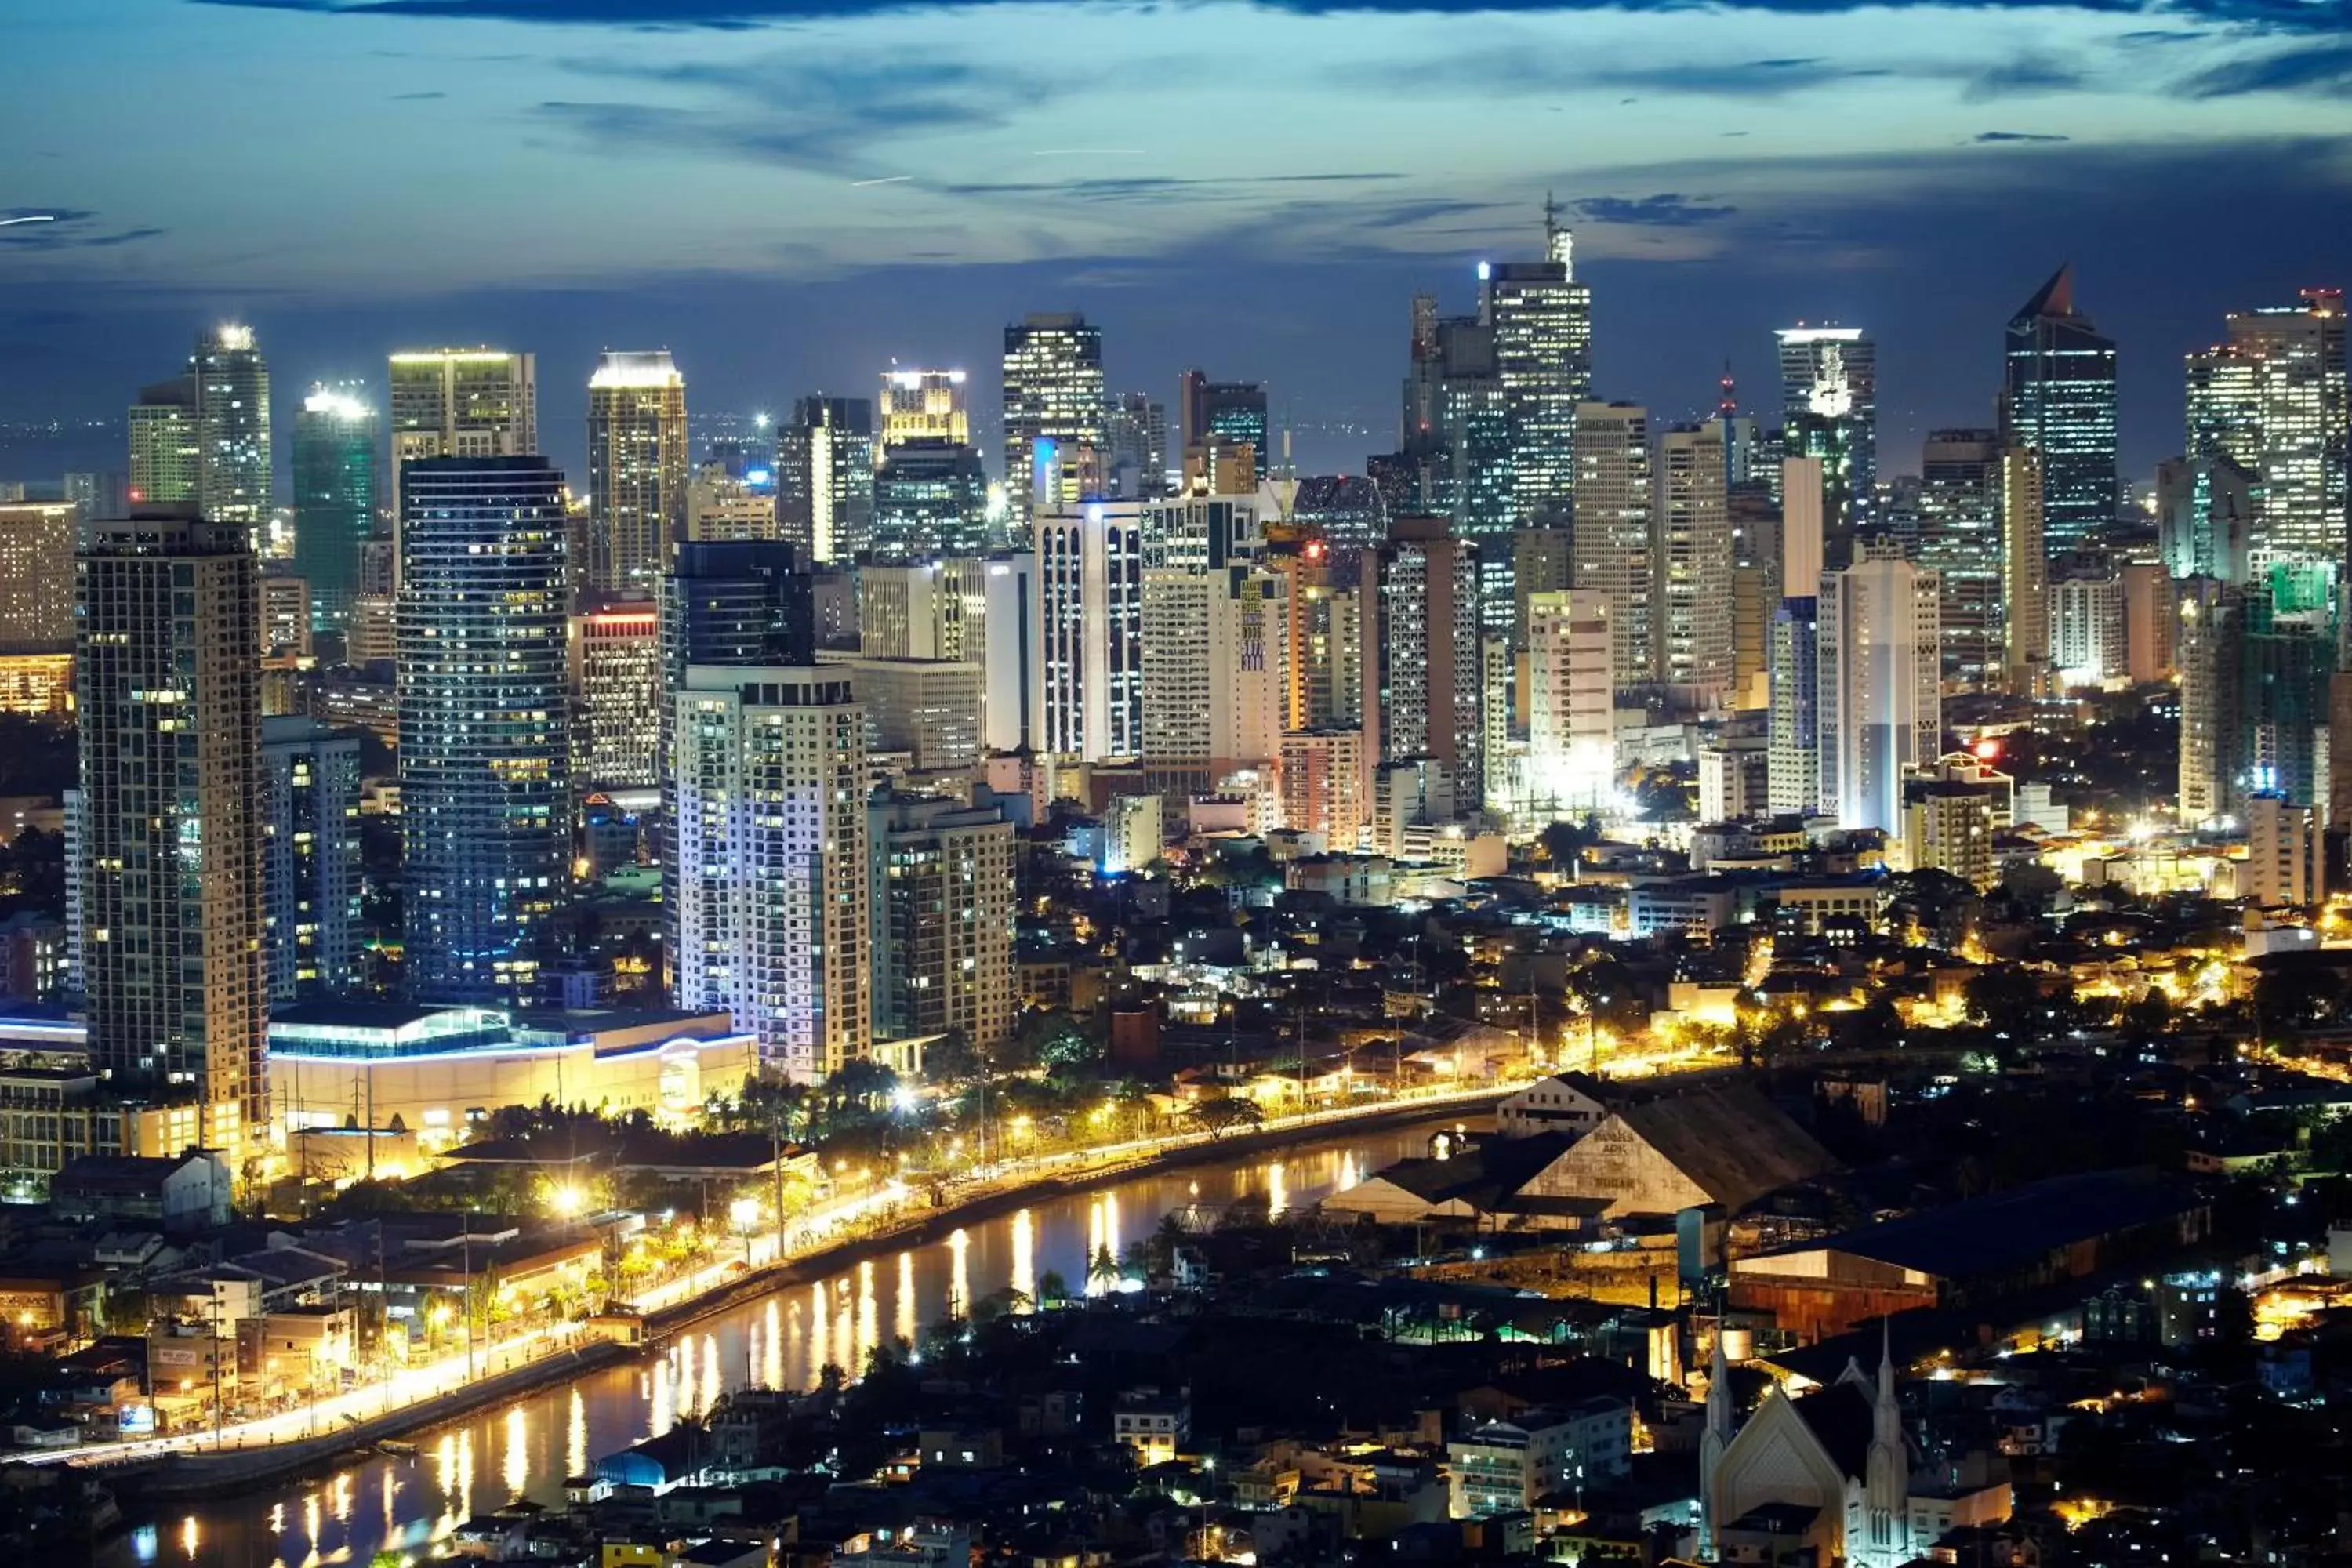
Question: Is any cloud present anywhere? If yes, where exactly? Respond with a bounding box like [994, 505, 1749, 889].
[0, 209, 168, 251]
[934, 172, 1403, 204]
[1973, 129, 2071, 141]
[1962, 55, 2083, 99]
[1576, 193, 1738, 226]
[182, 0, 2352, 31]
[390, 89, 447, 99]
[2181, 42, 2352, 96]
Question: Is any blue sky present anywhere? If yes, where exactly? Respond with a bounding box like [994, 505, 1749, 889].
[5, 0, 2352, 481]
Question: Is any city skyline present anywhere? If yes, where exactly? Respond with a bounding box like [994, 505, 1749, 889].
[7, 5, 2352, 485]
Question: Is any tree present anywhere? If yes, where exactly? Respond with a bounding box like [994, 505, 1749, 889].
[1963, 966, 2046, 1055]
[1036, 1269, 1071, 1307]
[1537, 816, 1600, 869]
[1087, 1244, 1121, 1294]
[1187, 1098, 1265, 1138]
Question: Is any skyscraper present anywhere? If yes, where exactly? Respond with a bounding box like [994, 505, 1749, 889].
[1104, 392, 1170, 500]
[872, 439, 989, 561]
[2001, 266, 2118, 554]
[671, 665, 869, 1080]
[1370, 516, 1484, 804]
[397, 457, 570, 1003]
[2185, 290, 2348, 576]
[1769, 459, 1828, 815]
[879, 367, 970, 452]
[1003, 314, 1106, 529]
[258, 717, 362, 1003]
[127, 377, 201, 506]
[1525, 588, 1614, 813]
[1571, 401, 1656, 688]
[570, 598, 662, 789]
[0, 503, 78, 652]
[1482, 202, 1593, 528]
[2001, 447, 2050, 697]
[1817, 541, 1941, 834]
[1777, 326, 1876, 543]
[869, 794, 1018, 1047]
[1178, 372, 1271, 477]
[1655, 424, 1733, 701]
[686, 461, 780, 543]
[585, 350, 688, 597]
[1034, 500, 1143, 761]
[777, 396, 875, 565]
[191, 325, 272, 546]
[387, 348, 538, 474]
[2156, 455, 2256, 583]
[1915, 430, 2004, 689]
[292, 383, 379, 632]
[77, 508, 266, 1162]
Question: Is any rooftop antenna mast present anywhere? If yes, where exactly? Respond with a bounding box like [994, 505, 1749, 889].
[1543, 191, 1573, 275]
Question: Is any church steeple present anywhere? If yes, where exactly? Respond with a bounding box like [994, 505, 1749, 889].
[1698, 1323, 1733, 1559]
[1860, 1319, 1911, 1568]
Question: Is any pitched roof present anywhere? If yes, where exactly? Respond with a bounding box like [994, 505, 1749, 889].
[1789, 1381, 1877, 1480]
[2012, 263, 2074, 324]
[1609, 1083, 1837, 1210]
[1757, 1167, 2203, 1280]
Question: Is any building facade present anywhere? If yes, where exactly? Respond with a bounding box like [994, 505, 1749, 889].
[1817, 544, 1941, 836]
[291, 384, 379, 633]
[1003, 314, 1106, 532]
[2001, 267, 2119, 554]
[869, 795, 1018, 1048]
[585, 351, 689, 597]
[257, 717, 363, 1003]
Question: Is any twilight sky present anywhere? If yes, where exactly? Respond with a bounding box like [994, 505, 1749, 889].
[5, 0, 2352, 485]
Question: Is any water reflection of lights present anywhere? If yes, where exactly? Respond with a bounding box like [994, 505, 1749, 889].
[504, 1404, 530, 1498]
[650, 1349, 675, 1438]
[855, 1260, 878, 1370]
[179, 1515, 198, 1561]
[700, 1331, 720, 1417]
[1011, 1208, 1035, 1309]
[808, 1282, 829, 1386]
[762, 1298, 784, 1391]
[946, 1227, 971, 1319]
[1268, 1161, 1288, 1217]
[895, 1251, 916, 1348]
[568, 1388, 588, 1480]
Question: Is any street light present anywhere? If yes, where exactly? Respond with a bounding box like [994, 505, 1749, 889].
[729, 1196, 760, 1265]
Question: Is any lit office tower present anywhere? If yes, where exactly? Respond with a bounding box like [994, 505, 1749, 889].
[1915, 430, 2004, 689]
[671, 664, 869, 1081]
[869, 794, 1019, 1047]
[1292, 474, 1387, 550]
[1656, 425, 1733, 702]
[1571, 401, 1656, 687]
[387, 348, 539, 477]
[1817, 541, 1941, 835]
[1178, 371, 1270, 477]
[1370, 517, 1484, 803]
[1481, 201, 1594, 528]
[1777, 326, 1876, 542]
[2156, 456, 2256, 583]
[127, 377, 201, 504]
[397, 457, 570, 1004]
[0, 503, 77, 650]
[1105, 393, 1171, 500]
[584, 350, 688, 596]
[879, 367, 970, 451]
[2001, 447, 2050, 697]
[2247, 793, 2325, 909]
[686, 461, 779, 543]
[191, 325, 272, 544]
[569, 598, 662, 789]
[2185, 290, 2348, 575]
[2001, 266, 2118, 553]
[257, 716, 363, 1003]
[292, 383, 378, 632]
[1526, 589, 1615, 814]
[873, 440, 989, 561]
[1138, 500, 1287, 798]
[77, 508, 266, 1161]
[1034, 500, 1144, 761]
[2174, 578, 2238, 825]
[1768, 458, 1827, 815]
[1004, 314, 1107, 529]
[778, 397, 876, 564]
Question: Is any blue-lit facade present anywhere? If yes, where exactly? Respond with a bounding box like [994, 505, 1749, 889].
[291, 385, 379, 631]
[2002, 267, 2118, 554]
[397, 456, 571, 1004]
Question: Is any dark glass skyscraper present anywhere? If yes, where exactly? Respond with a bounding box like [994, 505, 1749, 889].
[2002, 266, 2119, 554]
[873, 438, 989, 561]
[292, 383, 379, 631]
[1777, 326, 1877, 544]
[397, 456, 569, 1004]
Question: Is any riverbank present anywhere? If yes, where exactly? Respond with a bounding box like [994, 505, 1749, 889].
[74, 1091, 1504, 1501]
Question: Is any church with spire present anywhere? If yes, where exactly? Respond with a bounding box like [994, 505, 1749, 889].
[1697, 1325, 2002, 1568]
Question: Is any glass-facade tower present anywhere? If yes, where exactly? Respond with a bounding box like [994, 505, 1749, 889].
[292, 383, 379, 631]
[2002, 266, 2119, 556]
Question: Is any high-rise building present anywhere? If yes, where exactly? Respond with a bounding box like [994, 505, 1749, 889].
[2247, 793, 2325, 909]
[2156, 455, 2256, 583]
[2175, 577, 2238, 826]
[387, 348, 539, 477]
[869, 794, 1019, 1047]
[1656, 425, 1733, 701]
[1280, 727, 1368, 844]
[671, 664, 869, 1080]
[257, 717, 362, 1003]
[2185, 290, 2348, 576]
[292, 383, 379, 632]
[858, 554, 1033, 753]
[77, 508, 266, 1161]
[1104, 392, 1170, 501]
[1293, 474, 1386, 551]
[397, 457, 570, 1003]
[1916, 430, 2004, 689]
[1035, 501, 1143, 761]
[2001, 266, 2119, 554]
[585, 350, 688, 597]
[2001, 447, 2051, 697]
[570, 597, 662, 789]
[1817, 541, 1940, 835]
[1370, 517, 1484, 804]
[1777, 326, 1876, 542]
[191, 325, 272, 546]
[879, 367, 970, 452]
[127, 378, 201, 506]
[1003, 314, 1106, 528]
[778, 397, 875, 565]
[1140, 559, 1288, 799]
[872, 439, 989, 561]
[686, 460, 778, 543]
[818, 654, 985, 771]
[1767, 598, 1821, 816]
[1525, 589, 1614, 814]
[1481, 204, 1593, 528]
[64, 470, 127, 525]
[1571, 401, 1655, 688]
[1178, 372, 1270, 478]
[0, 503, 78, 653]
[2051, 572, 2125, 686]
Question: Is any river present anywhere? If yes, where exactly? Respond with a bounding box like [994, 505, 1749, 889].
[105, 1117, 1450, 1568]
